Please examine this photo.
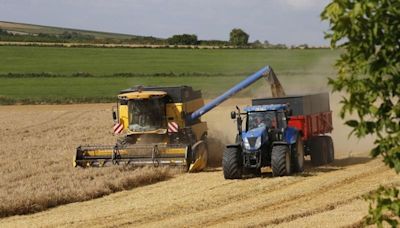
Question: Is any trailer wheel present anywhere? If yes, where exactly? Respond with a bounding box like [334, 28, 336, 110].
[271, 145, 291, 177]
[291, 136, 305, 172]
[310, 137, 328, 166]
[223, 147, 242, 179]
[322, 136, 334, 163]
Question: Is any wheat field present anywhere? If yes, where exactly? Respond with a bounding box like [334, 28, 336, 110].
[0, 104, 178, 217]
[1, 94, 398, 227]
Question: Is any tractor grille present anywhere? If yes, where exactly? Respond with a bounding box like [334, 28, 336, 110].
[247, 137, 257, 147]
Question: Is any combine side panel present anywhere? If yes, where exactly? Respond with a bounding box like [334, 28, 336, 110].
[166, 103, 185, 127]
[190, 122, 208, 141]
[118, 101, 129, 129]
[184, 98, 205, 113]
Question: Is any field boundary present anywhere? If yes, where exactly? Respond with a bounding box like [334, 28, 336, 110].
[0, 41, 237, 49]
[0, 72, 250, 78]
[0, 96, 117, 105]
[0, 71, 330, 78]
[0, 41, 330, 50]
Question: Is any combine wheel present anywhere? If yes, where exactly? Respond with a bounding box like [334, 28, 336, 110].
[271, 145, 291, 177]
[291, 136, 304, 172]
[188, 138, 209, 172]
[310, 136, 328, 166]
[222, 147, 242, 179]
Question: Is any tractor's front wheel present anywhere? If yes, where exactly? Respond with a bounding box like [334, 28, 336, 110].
[271, 145, 291, 177]
[223, 147, 242, 179]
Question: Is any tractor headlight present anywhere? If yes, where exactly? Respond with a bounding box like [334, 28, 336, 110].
[254, 137, 262, 149]
[243, 137, 251, 150]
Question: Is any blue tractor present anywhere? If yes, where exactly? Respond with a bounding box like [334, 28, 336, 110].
[223, 104, 305, 179]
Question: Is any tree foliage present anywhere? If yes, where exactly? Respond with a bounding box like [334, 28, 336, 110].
[365, 186, 400, 227]
[229, 28, 249, 46]
[167, 34, 198, 45]
[321, 0, 400, 226]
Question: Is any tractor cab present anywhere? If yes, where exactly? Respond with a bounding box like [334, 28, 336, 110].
[241, 105, 288, 151]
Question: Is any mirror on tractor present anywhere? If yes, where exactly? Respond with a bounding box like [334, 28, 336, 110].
[230, 111, 236, 119]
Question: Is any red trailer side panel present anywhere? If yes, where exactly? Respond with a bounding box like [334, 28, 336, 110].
[288, 111, 333, 140]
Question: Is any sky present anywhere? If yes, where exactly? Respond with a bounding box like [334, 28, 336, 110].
[0, 0, 331, 46]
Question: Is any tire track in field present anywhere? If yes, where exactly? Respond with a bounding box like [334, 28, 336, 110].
[22, 110, 93, 133]
[75, 160, 384, 228]
[213, 169, 397, 227]
[75, 172, 308, 227]
[135, 160, 388, 228]
[201, 164, 386, 227]
[0, 158, 396, 228]
[253, 181, 400, 227]
[259, 196, 361, 226]
[13, 111, 74, 132]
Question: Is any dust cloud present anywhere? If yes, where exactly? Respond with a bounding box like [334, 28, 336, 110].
[203, 99, 248, 166]
[203, 55, 375, 165]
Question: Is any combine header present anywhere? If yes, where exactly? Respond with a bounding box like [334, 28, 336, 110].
[74, 66, 285, 172]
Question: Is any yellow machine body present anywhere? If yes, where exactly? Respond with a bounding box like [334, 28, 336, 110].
[75, 86, 208, 172]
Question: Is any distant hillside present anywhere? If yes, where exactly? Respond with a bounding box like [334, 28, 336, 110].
[0, 21, 302, 48]
[0, 21, 156, 40]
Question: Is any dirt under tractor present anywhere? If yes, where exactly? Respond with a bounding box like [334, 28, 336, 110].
[74, 65, 285, 172]
[223, 93, 334, 179]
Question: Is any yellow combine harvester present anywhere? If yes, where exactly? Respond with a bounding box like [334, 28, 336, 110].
[74, 65, 285, 172]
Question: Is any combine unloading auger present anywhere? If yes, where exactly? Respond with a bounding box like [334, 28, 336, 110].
[74, 66, 285, 172]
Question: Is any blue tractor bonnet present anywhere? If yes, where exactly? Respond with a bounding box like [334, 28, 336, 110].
[242, 126, 265, 139]
[244, 104, 287, 112]
[241, 126, 267, 150]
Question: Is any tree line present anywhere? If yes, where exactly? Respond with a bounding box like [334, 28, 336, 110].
[0, 28, 294, 48]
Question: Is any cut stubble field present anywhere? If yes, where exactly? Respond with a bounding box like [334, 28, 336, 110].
[0, 95, 398, 227]
[0, 104, 179, 218]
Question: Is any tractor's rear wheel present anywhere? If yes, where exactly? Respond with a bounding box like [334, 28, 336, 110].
[223, 147, 242, 179]
[271, 145, 291, 177]
[310, 136, 328, 166]
[291, 136, 305, 172]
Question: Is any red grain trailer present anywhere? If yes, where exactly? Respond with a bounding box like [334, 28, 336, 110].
[252, 93, 334, 165]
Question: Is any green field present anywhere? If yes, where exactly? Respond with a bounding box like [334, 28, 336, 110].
[0, 46, 339, 104]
